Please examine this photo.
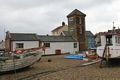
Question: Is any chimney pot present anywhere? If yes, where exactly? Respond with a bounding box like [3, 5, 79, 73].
[62, 22, 65, 26]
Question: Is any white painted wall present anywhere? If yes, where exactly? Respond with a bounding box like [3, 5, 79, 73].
[112, 35, 116, 46]
[101, 35, 118, 46]
[43, 42, 79, 55]
[101, 35, 106, 46]
[12, 41, 39, 51]
[11, 41, 79, 55]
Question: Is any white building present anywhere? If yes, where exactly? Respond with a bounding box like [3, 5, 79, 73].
[5, 32, 40, 52]
[38, 35, 79, 55]
[5, 32, 79, 55]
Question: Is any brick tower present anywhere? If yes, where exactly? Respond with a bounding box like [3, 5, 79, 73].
[67, 9, 86, 51]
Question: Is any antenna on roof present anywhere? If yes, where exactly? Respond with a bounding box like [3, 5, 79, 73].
[4, 26, 6, 41]
[113, 22, 114, 27]
[112, 22, 116, 33]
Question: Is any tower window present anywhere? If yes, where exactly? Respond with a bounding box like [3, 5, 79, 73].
[76, 17, 81, 24]
[70, 28, 74, 32]
[79, 27, 82, 34]
[69, 17, 73, 22]
[76, 17, 79, 24]
[80, 29, 82, 34]
[81, 17, 84, 24]
[79, 17, 82, 24]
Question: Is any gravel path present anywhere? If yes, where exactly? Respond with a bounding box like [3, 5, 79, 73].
[0, 55, 120, 80]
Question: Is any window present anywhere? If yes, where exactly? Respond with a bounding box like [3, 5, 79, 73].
[106, 35, 112, 45]
[76, 17, 79, 24]
[69, 17, 73, 22]
[116, 36, 120, 44]
[79, 17, 82, 24]
[70, 28, 74, 32]
[79, 27, 82, 34]
[81, 17, 84, 24]
[74, 43, 77, 48]
[76, 17, 81, 24]
[80, 29, 82, 34]
[16, 43, 24, 48]
[44, 43, 50, 47]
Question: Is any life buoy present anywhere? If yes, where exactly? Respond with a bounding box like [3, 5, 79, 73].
[16, 50, 23, 54]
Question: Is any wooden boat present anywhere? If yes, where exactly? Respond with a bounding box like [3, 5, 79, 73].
[97, 32, 120, 59]
[0, 48, 43, 72]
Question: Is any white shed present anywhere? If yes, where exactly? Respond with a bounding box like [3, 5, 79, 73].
[5, 32, 40, 52]
[38, 35, 79, 55]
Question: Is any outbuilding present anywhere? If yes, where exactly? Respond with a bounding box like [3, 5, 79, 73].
[38, 35, 79, 55]
[5, 31, 79, 55]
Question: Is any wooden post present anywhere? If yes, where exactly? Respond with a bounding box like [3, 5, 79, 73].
[99, 44, 107, 68]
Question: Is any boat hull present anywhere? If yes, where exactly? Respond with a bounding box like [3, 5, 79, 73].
[97, 46, 120, 58]
[0, 51, 42, 72]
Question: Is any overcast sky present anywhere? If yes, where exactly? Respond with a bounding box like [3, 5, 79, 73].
[0, 0, 120, 41]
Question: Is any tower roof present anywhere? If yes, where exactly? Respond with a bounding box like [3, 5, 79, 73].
[67, 9, 86, 17]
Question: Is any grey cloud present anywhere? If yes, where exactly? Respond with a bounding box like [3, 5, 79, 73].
[0, 0, 64, 10]
[60, 0, 112, 10]
[0, 0, 120, 41]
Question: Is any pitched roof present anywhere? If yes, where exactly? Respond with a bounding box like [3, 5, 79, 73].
[10, 33, 39, 41]
[7, 32, 77, 42]
[61, 31, 72, 36]
[52, 26, 63, 32]
[61, 31, 94, 37]
[67, 9, 86, 17]
[86, 31, 94, 37]
[51, 25, 68, 32]
[38, 35, 77, 42]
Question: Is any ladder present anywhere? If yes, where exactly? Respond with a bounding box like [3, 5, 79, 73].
[99, 44, 110, 68]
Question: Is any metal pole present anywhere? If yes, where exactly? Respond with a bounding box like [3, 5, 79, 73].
[12, 52, 17, 80]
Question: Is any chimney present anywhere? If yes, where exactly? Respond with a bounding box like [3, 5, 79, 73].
[62, 22, 65, 26]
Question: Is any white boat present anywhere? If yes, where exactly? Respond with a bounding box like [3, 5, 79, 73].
[97, 32, 120, 59]
[0, 49, 42, 72]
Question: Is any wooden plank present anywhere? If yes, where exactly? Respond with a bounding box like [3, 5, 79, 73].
[82, 59, 101, 66]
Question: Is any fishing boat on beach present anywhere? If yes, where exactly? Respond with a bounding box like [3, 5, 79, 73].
[0, 48, 42, 72]
[97, 28, 120, 59]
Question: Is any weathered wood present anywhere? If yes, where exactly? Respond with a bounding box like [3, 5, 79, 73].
[0, 51, 42, 72]
[82, 59, 101, 66]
